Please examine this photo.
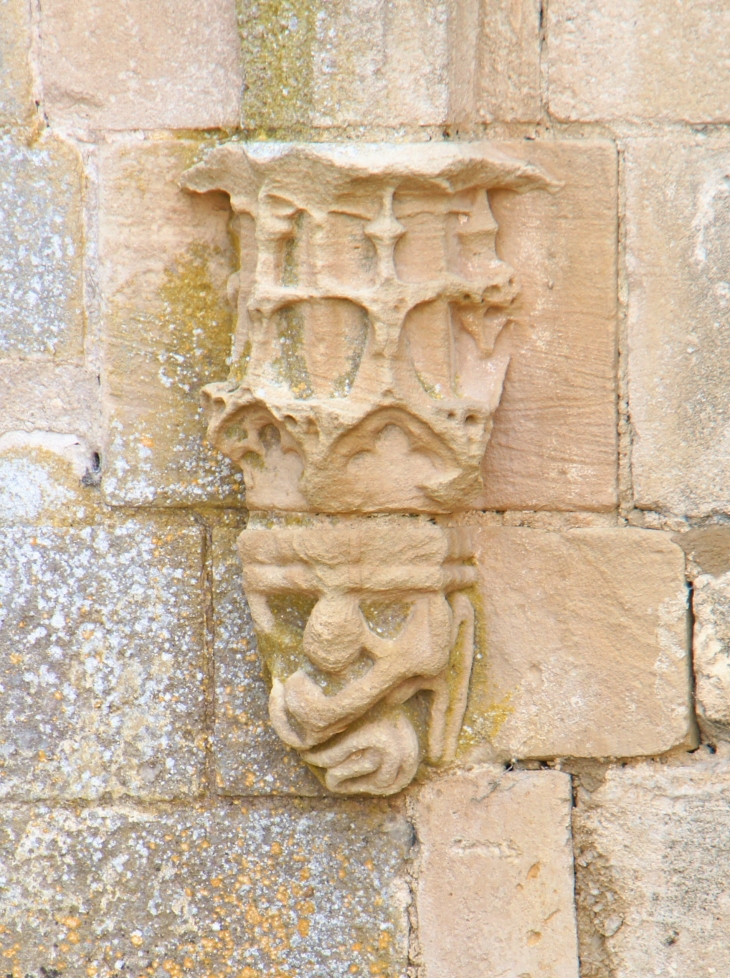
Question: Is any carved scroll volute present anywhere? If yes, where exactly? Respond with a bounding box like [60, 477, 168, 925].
[182, 143, 553, 794]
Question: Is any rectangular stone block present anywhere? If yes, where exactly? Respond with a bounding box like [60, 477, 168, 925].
[693, 571, 730, 729]
[476, 139, 618, 511]
[461, 526, 692, 759]
[0, 800, 410, 977]
[98, 139, 244, 506]
[416, 767, 578, 978]
[626, 135, 730, 516]
[212, 525, 323, 795]
[449, 0, 541, 123]
[0, 360, 102, 444]
[573, 748, 730, 977]
[0, 519, 206, 799]
[0, 0, 34, 124]
[0, 134, 84, 359]
[548, 0, 730, 122]
[40, 0, 242, 129]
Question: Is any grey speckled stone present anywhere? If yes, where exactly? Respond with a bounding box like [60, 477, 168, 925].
[0, 799, 412, 977]
[0, 134, 84, 358]
[212, 525, 324, 796]
[0, 520, 206, 800]
[0, 0, 34, 125]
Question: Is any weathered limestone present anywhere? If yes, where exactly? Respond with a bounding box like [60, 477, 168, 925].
[0, 134, 84, 359]
[462, 527, 692, 760]
[416, 767, 579, 978]
[549, 0, 730, 122]
[97, 139, 243, 506]
[0, 521, 206, 799]
[627, 135, 730, 516]
[0, 360, 102, 444]
[0, 0, 34, 125]
[39, 0, 242, 130]
[0, 801, 411, 977]
[573, 748, 730, 977]
[675, 526, 730, 580]
[694, 572, 730, 728]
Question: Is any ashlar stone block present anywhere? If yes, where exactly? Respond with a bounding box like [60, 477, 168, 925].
[462, 526, 692, 760]
[0, 134, 84, 359]
[549, 0, 730, 123]
[627, 134, 730, 516]
[694, 571, 730, 728]
[0, 520, 206, 799]
[573, 748, 730, 977]
[98, 139, 243, 506]
[416, 767, 578, 978]
[0, 0, 34, 125]
[0, 360, 102, 444]
[0, 800, 411, 977]
[40, 0, 242, 129]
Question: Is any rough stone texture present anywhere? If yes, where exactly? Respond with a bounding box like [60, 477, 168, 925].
[0, 134, 84, 359]
[674, 526, 730, 580]
[573, 748, 730, 978]
[694, 572, 730, 728]
[97, 139, 244, 506]
[476, 140, 618, 512]
[461, 527, 692, 760]
[0, 800, 411, 977]
[0, 0, 34, 125]
[416, 767, 578, 978]
[0, 360, 102, 445]
[239, 0, 448, 130]
[0, 520, 206, 799]
[449, 0, 541, 123]
[548, 0, 730, 123]
[212, 525, 323, 796]
[39, 0, 242, 130]
[627, 135, 730, 516]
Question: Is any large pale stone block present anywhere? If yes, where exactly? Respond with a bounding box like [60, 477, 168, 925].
[0, 801, 410, 976]
[694, 571, 730, 728]
[462, 527, 692, 759]
[416, 767, 578, 978]
[40, 0, 241, 129]
[574, 748, 730, 977]
[449, 0, 541, 123]
[0, 520, 206, 799]
[549, 0, 730, 122]
[476, 140, 618, 511]
[0, 360, 102, 443]
[212, 525, 323, 795]
[98, 139, 243, 506]
[0, 134, 84, 359]
[0, 0, 34, 124]
[627, 135, 730, 516]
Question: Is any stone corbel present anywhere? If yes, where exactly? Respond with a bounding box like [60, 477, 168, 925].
[182, 142, 552, 794]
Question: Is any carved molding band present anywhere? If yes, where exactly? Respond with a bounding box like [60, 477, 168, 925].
[184, 143, 550, 794]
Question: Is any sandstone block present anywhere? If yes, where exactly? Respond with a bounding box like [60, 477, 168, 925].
[98, 139, 243, 506]
[0, 800, 410, 976]
[0, 134, 84, 359]
[476, 139, 618, 511]
[0, 0, 34, 124]
[674, 526, 730, 579]
[449, 0, 541, 123]
[694, 571, 730, 728]
[212, 525, 323, 795]
[0, 360, 102, 443]
[416, 767, 578, 978]
[40, 0, 241, 129]
[0, 520, 206, 799]
[573, 748, 730, 977]
[548, 0, 730, 122]
[462, 526, 692, 759]
[627, 135, 730, 516]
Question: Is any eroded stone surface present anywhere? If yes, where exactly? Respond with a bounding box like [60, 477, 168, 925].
[0, 360, 102, 443]
[627, 135, 730, 516]
[0, 134, 84, 359]
[0, 520, 206, 799]
[0, 800, 411, 977]
[573, 748, 730, 978]
[40, 0, 241, 129]
[461, 526, 692, 760]
[549, 0, 730, 122]
[0, 0, 34, 124]
[98, 139, 243, 506]
[416, 767, 578, 978]
[694, 571, 730, 728]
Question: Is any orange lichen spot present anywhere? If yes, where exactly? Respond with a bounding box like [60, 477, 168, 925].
[527, 861, 541, 880]
[37, 750, 48, 763]
[54, 690, 63, 700]
[378, 932, 391, 950]
[130, 934, 144, 948]
[271, 841, 282, 856]
[297, 918, 310, 938]
[211, 877, 222, 888]
[140, 436, 155, 448]
[9, 653, 22, 665]
[162, 959, 184, 978]
[183, 959, 194, 969]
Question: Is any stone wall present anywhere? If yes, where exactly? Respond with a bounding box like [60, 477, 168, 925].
[1, 1, 729, 976]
